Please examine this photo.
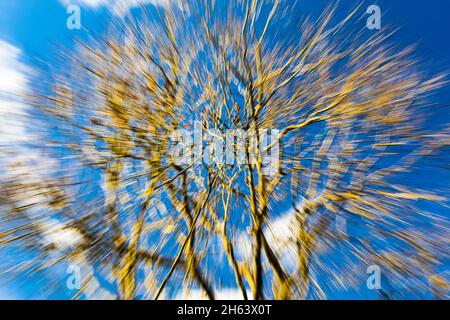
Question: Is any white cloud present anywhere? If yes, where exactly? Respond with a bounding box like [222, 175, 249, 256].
[68, 0, 109, 8]
[60, 0, 178, 16]
[0, 41, 29, 96]
[40, 219, 84, 250]
[0, 41, 109, 300]
[0, 40, 31, 144]
[236, 212, 297, 258]
[175, 288, 250, 300]
[233, 207, 303, 276]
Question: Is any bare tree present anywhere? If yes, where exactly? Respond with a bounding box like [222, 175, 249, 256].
[0, 1, 448, 299]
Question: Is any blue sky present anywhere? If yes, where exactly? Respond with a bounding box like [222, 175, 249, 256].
[0, 0, 449, 300]
[1, 0, 450, 105]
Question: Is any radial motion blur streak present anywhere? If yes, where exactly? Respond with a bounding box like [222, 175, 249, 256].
[0, 0, 449, 300]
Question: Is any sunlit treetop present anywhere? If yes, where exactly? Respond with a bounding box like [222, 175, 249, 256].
[0, 0, 449, 300]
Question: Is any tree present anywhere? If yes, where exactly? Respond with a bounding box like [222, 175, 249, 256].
[0, 0, 448, 299]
